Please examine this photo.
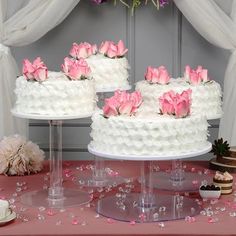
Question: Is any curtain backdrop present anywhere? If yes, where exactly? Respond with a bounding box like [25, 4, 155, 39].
[174, 0, 236, 145]
[0, 0, 80, 138]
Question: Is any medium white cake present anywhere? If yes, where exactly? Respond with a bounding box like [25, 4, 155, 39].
[136, 78, 222, 119]
[86, 54, 129, 91]
[90, 111, 209, 156]
[14, 71, 96, 117]
[89, 90, 209, 156]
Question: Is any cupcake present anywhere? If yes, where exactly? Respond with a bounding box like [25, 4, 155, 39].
[213, 171, 233, 195]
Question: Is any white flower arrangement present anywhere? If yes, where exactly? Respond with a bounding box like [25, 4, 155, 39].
[0, 135, 45, 176]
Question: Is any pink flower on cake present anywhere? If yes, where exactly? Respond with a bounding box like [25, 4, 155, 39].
[184, 65, 209, 85]
[103, 90, 142, 118]
[61, 57, 91, 80]
[22, 57, 48, 82]
[159, 89, 192, 118]
[69, 42, 97, 59]
[99, 40, 128, 58]
[145, 66, 170, 84]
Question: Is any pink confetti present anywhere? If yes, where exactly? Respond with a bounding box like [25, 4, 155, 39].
[224, 200, 232, 207]
[0, 196, 6, 200]
[63, 169, 71, 174]
[107, 218, 115, 224]
[192, 180, 198, 185]
[139, 213, 146, 222]
[129, 220, 136, 225]
[72, 218, 79, 225]
[65, 173, 72, 178]
[47, 209, 55, 216]
[191, 167, 196, 172]
[208, 217, 218, 223]
[185, 216, 196, 223]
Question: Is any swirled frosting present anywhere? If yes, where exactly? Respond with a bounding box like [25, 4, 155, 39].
[86, 54, 130, 91]
[90, 110, 209, 156]
[14, 71, 96, 116]
[136, 78, 222, 119]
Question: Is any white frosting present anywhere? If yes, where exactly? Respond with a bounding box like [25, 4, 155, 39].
[14, 71, 96, 116]
[0, 200, 9, 220]
[90, 110, 209, 156]
[86, 54, 130, 91]
[136, 78, 222, 119]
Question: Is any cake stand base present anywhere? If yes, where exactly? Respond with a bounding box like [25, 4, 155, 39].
[74, 173, 125, 188]
[97, 193, 201, 223]
[20, 189, 91, 208]
[150, 172, 211, 192]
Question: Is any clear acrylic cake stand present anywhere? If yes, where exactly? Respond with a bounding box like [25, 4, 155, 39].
[151, 115, 222, 192]
[74, 85, 132, 188]
[12, 110, 92, 208]
[88, 143, 211, 222]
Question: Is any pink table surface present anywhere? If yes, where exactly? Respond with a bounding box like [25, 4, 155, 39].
[0, 160, 236, 236]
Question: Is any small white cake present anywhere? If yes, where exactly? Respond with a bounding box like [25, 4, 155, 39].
[14, 72, 96, 117]
[86, 54, 129, 91]
[136, 78, 222, 119]
[0, 200, 10, 220]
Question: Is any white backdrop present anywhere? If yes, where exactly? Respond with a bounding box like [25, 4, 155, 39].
[0, 0, 80, 138]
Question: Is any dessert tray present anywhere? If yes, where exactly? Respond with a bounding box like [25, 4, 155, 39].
[0, 211, 16, 226]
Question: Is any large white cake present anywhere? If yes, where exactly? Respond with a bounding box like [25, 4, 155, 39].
[86, 54, 129, 91]
[14, 71, 96, 117]
[89, 90, 209, 156]
[90, 110, 209, 156]
[136, 78, 222, 119]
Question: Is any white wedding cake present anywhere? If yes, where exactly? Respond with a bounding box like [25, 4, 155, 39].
[14, 57, 96, 117]
[69, 41, 130, 91]
[136, 66, 222, 119]
[90, 90, 209, 156]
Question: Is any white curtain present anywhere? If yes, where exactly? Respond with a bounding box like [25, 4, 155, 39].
[174, 0, 236, 145]
[0, 0, 80, 138]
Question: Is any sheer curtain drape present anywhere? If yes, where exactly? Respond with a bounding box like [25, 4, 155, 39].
[0, 0, 80, 138]
[174, 0, 236, 145]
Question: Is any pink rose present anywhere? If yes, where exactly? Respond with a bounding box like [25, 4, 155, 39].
[159, 90, 176, 115]
[145, 66, 170, 84]
[175, 99, 189, 118]
[107, 42, 118, 58]
[22, 57, 48, 81]
[22, 59, 35, 80]
[159, 89, 192, 118]
[117, 40, 128, 57]
[61, 57, 91, 80]
[189, 71, 201, 85]
[69, 42, 97, 59]
[103, 90, 143, 117]
[99, 40, 128, 58]
[119, 101, 133, 115]
[184, 65, 209, 84]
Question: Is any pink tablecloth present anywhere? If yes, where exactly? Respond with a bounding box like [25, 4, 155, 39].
[0, 160, 235, 236]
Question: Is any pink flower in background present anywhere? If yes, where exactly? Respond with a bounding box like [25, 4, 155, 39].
[145, 66, 170, 84]
[61, 57, 91, 80]
[99, 40, 128, 58]
[159, 89, 192, 118]
[103, 90, 142, 118]
[69, 42, 97, 59]
[22, 57, 48, 82]
[184, 65, 209, 85]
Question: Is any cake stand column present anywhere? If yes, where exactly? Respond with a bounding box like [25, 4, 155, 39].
[48, 120, 64, 202]
[12, 111, 92, 209]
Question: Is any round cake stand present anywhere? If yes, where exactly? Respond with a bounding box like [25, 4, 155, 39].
[151, 115, 221, 192]
[88, 143, 211, 223]
[12, 110, 92, 208]
[74, 85, 132, 188]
